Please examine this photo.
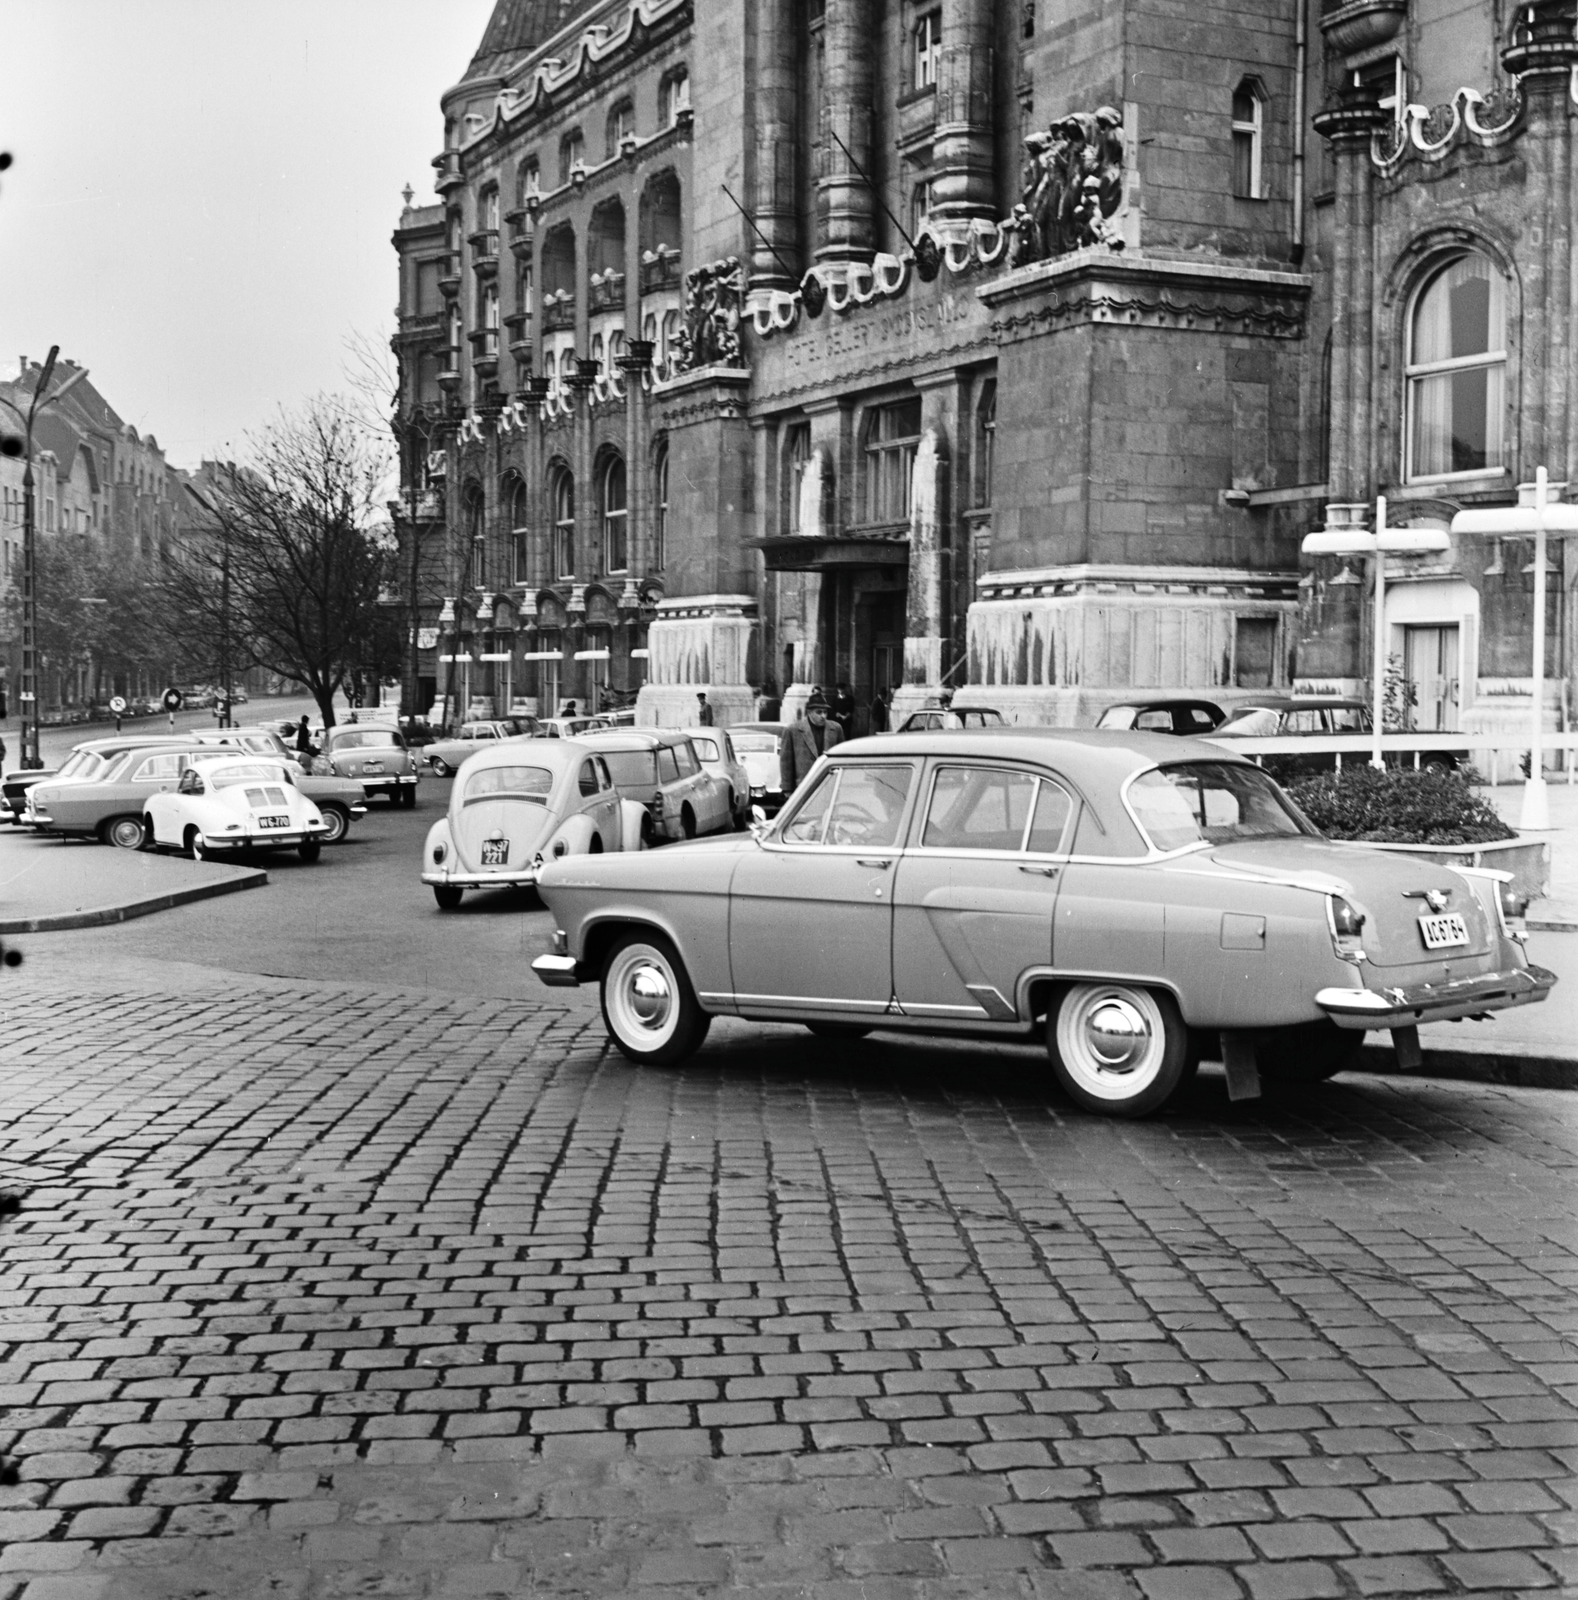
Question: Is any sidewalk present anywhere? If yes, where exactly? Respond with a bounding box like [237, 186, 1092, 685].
[1482, 777, 1578, 929]
[0, 827, 264, 932]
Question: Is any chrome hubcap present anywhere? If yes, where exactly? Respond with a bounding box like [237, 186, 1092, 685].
[626, 962, 672, 1031]
[1082, 998, 1152, 1074]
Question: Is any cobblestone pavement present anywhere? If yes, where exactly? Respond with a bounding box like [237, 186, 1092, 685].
[0, 975, 1575, 1599]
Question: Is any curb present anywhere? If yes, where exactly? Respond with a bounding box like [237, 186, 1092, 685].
[1357, 1042, 1578, 1091]
[0, 868, 267, 933]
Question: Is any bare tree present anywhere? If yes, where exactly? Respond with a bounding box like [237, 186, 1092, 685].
[165, 397, 394, 730]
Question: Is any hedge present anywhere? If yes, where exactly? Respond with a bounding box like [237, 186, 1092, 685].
[1284, 765, 1515, 846]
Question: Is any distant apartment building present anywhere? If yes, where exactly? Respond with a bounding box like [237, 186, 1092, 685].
[395, 0, 1577, 740]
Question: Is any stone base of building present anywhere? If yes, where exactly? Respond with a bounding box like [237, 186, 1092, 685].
[636, 683, 758, 729]
[637, 593, 759, 729]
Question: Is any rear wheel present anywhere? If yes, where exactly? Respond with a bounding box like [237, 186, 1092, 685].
[600, 932, 711, 1068]
[102, 814, 148, 850]
[402, 785, 417, 808]
[433, 884, 463, 910]
[1048, 982, 1188, 1118]
[805, 1022, 873, 1041]
[430, 758, 452, 778]
[298, 840, 321, 863]
[318, 805, 349, 845]
[1267, 1020, 1363, 1086]
[680, 805, 697, 840]
[182, 826, 201, 861]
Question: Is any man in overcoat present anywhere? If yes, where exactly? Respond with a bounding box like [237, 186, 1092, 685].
[779, 690, 843, 798]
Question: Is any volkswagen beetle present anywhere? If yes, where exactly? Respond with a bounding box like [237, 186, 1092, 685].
[529, 730, 1553, 1117]
[420, 739, 648, 910]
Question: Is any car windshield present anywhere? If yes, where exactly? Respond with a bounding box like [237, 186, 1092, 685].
[463, 764, 554, 803]
[1214, 707, 1280, 736]
[332, 729, 403, 750]
[1095, 707, 1137, 729]
[1128, 762, 1315, 851]
[601, 750, 660, 787]
[57, 750, 109, 780]
[211, 764, 290, 789]
[731, 733, 777, 753]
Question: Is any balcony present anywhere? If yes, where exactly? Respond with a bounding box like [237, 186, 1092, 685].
[504, 207, 534, 257]
[503, 312, 532, 364]
[542, 290, 576, 333]
[588, 270, 626, 314]
[433, 150, 463, 194]
[469, 230, 500, 275]
[437, 254, 462, 299]
[639, 248, 681, 295]
[468, 329, 500, 380]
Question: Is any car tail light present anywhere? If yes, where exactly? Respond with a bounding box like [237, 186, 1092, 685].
[1496, 881, 1530, 941]
[1327, 896, 1366, 963]
[432, 843, 446, 864]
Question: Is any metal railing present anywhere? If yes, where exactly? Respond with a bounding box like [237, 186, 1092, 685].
[1204, 730, 1578, 785]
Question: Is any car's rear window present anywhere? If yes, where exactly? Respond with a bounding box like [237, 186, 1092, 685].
[211, 764, 288, 789]
[689, 735, 720, 762]
[1215, 708, 1279, 736]
[243, 786, 291, 809]
[601, 750, 659, 787]
[463, 765, 554, 803]
[1128, 762, 1314, 851]
[1095, 707, 1137, 730]
[732, 733, 777, 753]
[332, 729, 404, 750]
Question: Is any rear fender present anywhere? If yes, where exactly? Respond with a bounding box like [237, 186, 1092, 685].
[423, 817, 454, 876]
[618, 799, 647, 853]
[543, 813, 598, 860]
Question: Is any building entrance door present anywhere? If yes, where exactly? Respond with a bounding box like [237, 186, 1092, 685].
[1404, 625, 1459, 731]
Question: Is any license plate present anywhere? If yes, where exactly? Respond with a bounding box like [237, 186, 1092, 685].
[364, 762, 384, 773]
[481, 838, 509, 866]
[1418, 912, 1468, 950]
[257, 814, 290, 830]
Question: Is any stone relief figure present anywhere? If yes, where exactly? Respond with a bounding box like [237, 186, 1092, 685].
[677, 256, 746, 371]
[1010, 105, 1126, 266]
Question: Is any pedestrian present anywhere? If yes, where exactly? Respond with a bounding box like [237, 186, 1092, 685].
[696, 692, 714, 727]
[779, 689, 843, 798]
[830, 680, 855, 738]
[870, 688, 889, 733]
[295, 715, 314, 759]
[563, 699, 577, 718]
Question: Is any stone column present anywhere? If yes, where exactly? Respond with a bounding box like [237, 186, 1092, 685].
[930, 0, 995, 228]
[750, 0, 799, 288]
[616, 340, 654, 602]
[817, 0, 875, 263]
[566, 358, 598, 703]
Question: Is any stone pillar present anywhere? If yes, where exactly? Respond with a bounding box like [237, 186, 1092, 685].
[817, 0, 875, 263]
[566, 359, 598, 703]
[750, 0, 799, 288]
[929, 0, 995, 228]
[616, 340, 654, 602]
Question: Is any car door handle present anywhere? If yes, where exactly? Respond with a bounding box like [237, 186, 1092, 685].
[1019, 864, 1059, 878]
[857, 858, 893, 869]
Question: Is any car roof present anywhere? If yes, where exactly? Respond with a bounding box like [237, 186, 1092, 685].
[578, 728, 690, 750]
[457, 738, 587, 773]
[1228, 696, 1366, 711]
[832, 727, 1254, 781]
[1104, 696, 1223, 711]
[731, 721, 783, 734]
[192, 754, 295, 774]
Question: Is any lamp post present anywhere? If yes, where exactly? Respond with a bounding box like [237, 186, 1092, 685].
[1451, 467, 1578, 830]
[1302, 496, 1450, 770]
[0, 347, 91, 767]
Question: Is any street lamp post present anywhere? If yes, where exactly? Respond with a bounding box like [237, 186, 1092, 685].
[0, 347, 91, 768]
[1451, 467, 1578, 830]
[1302, 496, 1450, 771]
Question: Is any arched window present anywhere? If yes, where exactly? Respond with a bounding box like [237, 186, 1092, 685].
[559, 128, 585, 185]
[914, 11, 941, 89]
[601, 455, 628, 573]
[446, 304, 462, 371]
[480, 280, 500, 356]
[653, 447, 668, 570]
[506, 475, 529, 585]
[661, 68, 690, 127]
[1231, 79, 1265, 199]
[517, 159, 539, 207]
[606, 99, 635, 158]
[974, 379, 996, 509]
[1407, 253, 1507, 481]
[465, 486, 486, 589]
[552, 469, 575, 578]
[786, 424, 811, 533]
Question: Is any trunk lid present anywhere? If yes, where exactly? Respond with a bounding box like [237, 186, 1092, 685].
[453, 798, 551, 873]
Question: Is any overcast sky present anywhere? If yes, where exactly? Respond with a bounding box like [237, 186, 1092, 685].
[0, 0, 495, 466]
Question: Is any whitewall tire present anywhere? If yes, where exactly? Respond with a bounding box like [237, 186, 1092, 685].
[600, 932, 710, 1068]
[1049, 982, 1188, 1118]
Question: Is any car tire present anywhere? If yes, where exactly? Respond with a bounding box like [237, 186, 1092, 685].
[182, 826, 202, 860]
[403, 785, 417, 808]
[433, 884, 463, 910]
[680, 805, 697, 840]
[298, 840, 321, 863]
[318, 805, 349, 845]
[1048, 982, 1189, 1118]
[732, 803, 749, 832]
[600, 931, 711, 1069]
[805, 1022, 873, 1041]
[430, 758, 452, 778]
[1267, 1019, 1362, 1086]
[141, 815, 159, 852]
[102, 815, 148, 850]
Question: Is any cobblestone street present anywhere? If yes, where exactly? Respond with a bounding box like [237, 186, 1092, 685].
[0, 974, 1575, 1599]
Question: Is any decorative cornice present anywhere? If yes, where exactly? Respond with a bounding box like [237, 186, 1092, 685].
[1369, 83, 1525, 171]
[973, 563, 1300, 601]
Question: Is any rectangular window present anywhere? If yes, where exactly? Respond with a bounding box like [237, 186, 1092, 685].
[914, 12, 942, 89]
[1234, 617, 1277, 689]
[1231, 85, 1263, 199]
[864, 397, 924, 525]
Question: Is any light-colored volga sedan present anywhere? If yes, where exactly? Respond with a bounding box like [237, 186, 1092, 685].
[530, 730, 1554, 1117]
[421, 740, 648, 910]
[145, 757, 329, 862]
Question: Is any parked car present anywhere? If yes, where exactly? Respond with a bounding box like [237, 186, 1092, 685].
[729, 721, 787, 816]
[683, 727, 750, 829]
[420, 739, 646, 910]
[145, 757, 329, 862]
[893, 705, 1006, 733]
[538, 715, 603, 740]
[577, 728, 735, 843]
[1202, 695, 1462, 777]
[316, 724, 422, 805]
[1096, 697, 1225, 735]
[424, 718, 540, 777]
[529, 728, 1553, 1116]
[4, 733, 210, 823]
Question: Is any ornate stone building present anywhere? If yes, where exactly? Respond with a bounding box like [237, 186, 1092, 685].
[395, 0, 1577, 738]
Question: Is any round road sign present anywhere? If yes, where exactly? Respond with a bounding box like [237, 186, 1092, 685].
[161, 688, 183, 713]
[109, 695, 127, 714]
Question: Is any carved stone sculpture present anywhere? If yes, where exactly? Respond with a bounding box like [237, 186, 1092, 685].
[1011, 105, 1126, 266]
[677, 256, 746, 371]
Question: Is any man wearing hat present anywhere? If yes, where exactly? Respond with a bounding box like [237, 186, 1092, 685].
[695, 692, 714, 727]
[779, 689, 843, 797]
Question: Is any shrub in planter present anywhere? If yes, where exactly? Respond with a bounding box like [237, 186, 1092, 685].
[1285, 765, 1514, 846]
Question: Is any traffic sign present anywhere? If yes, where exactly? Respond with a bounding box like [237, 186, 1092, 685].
[161, 688, 183, 713]
[109, 695, 127, 714]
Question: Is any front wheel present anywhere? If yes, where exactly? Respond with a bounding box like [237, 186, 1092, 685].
[102, 814, 148, 850]
[318, 805, 349, 845]
[600, 932, 711, 1068]
[1048, 982, 1188, 1118]
[433, 884, 463, 910]
[298, 840, 321, 863]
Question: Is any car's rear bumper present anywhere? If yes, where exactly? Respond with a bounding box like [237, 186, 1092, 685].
[531, 953, 582, 987]
[358, 773, 418, 789]
[1315, 963, 1556, 1028]
[421, 868, 538, 889]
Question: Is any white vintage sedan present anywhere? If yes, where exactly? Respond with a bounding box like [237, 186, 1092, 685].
[145, 757, 329, 861]
[530, 729, 1554, 1117]
[420, 739, 647, 910]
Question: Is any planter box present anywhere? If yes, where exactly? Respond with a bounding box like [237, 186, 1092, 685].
[1356, 835, 1549, 899]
